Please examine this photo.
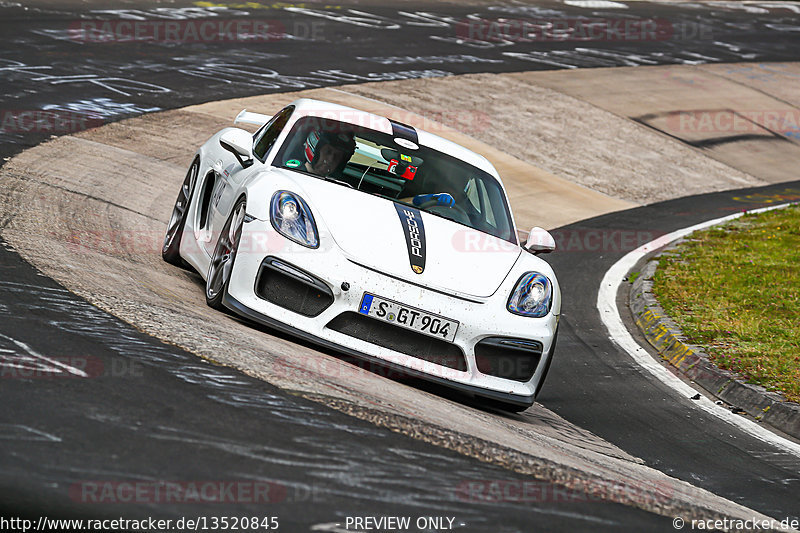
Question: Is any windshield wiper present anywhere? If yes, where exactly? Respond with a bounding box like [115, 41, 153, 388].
[281, 166, 354, 188]
[322, 177, 354, 188]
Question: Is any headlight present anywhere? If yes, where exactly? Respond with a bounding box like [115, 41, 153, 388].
[270, 191, 319, 248]
[507, 272, 553, 318]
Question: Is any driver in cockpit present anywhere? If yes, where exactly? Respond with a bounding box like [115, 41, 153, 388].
[303, 130, 356, 179]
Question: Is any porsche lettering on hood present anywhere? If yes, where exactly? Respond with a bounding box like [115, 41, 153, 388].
[304, 181, 520, 298]
[393, 203, 426, 275]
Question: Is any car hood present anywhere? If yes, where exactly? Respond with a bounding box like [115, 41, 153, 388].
[302, 180, 521, 298]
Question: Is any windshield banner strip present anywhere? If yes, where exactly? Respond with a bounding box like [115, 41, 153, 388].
[389, 120, 419, 144]
[393, 203, 426, 275]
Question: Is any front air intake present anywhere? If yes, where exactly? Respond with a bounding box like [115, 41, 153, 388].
[474, 337, 543, 382]
[254, 257, 333, 317]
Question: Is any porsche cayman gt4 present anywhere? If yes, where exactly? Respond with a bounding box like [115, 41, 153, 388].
[162, 98, 560, 411]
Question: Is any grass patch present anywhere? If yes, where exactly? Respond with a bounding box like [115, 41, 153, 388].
[652, 205, 800, 403]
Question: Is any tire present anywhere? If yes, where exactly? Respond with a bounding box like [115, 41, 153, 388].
[162, 157, 199, 268]
[205, 197, 246, 310]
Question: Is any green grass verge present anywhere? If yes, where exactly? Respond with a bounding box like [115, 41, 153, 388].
[653, 205, 800, 403]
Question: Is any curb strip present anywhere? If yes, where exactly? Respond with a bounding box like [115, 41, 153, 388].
[629, 258, 800, 441]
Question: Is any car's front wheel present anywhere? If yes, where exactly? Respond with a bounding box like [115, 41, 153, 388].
[206, 197, 246, 310]
[162, 157, 199, 268]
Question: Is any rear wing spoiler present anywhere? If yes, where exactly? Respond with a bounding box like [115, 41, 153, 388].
[234, 109, 271, 127]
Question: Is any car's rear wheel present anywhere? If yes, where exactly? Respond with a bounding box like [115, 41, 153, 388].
[206, 197, 246, 310]
[162, 157, 199, 268]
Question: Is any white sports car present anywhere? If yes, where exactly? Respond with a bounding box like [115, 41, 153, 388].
[162, 98, 560, 411]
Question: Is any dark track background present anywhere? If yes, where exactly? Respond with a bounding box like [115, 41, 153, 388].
[1, 1, 799, 530]
[4, 0, 800, 160]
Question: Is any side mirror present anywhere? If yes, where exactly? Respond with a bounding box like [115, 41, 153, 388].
[525, 226, 556, 254]
[220, 129, 254, 168]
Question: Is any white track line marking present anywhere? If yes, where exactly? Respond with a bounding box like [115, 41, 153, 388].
[0, 333, 89, 378]
[597, 202, 800, 457]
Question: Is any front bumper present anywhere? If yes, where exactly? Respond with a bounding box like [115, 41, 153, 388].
[226, 219, 558, 406]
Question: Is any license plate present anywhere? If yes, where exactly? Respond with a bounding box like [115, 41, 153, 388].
[358, 293, 459, 342]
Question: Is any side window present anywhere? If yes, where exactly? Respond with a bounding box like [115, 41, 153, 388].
[253, 105, 294, 162]
[476, 178, 497, 227]
[465, 178, 480, 211]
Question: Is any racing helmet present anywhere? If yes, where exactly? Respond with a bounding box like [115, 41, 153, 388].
[303, 130, 356, 171]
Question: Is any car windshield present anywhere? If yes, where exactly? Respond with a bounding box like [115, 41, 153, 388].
[273, 116, 516, 243]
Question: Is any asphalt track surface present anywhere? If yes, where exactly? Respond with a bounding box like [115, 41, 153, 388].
[4, 0, 800, 160]
[1, 0, 800, 530]
[0, 242, 674, 531]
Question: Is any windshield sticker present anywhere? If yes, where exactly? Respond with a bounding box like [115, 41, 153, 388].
[394, 203, 426, 275]
[285, 159, 301, 168]
[388, 159, 417, 181]
[400, 154, 412, 162]
[394, 137, 419, 151]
